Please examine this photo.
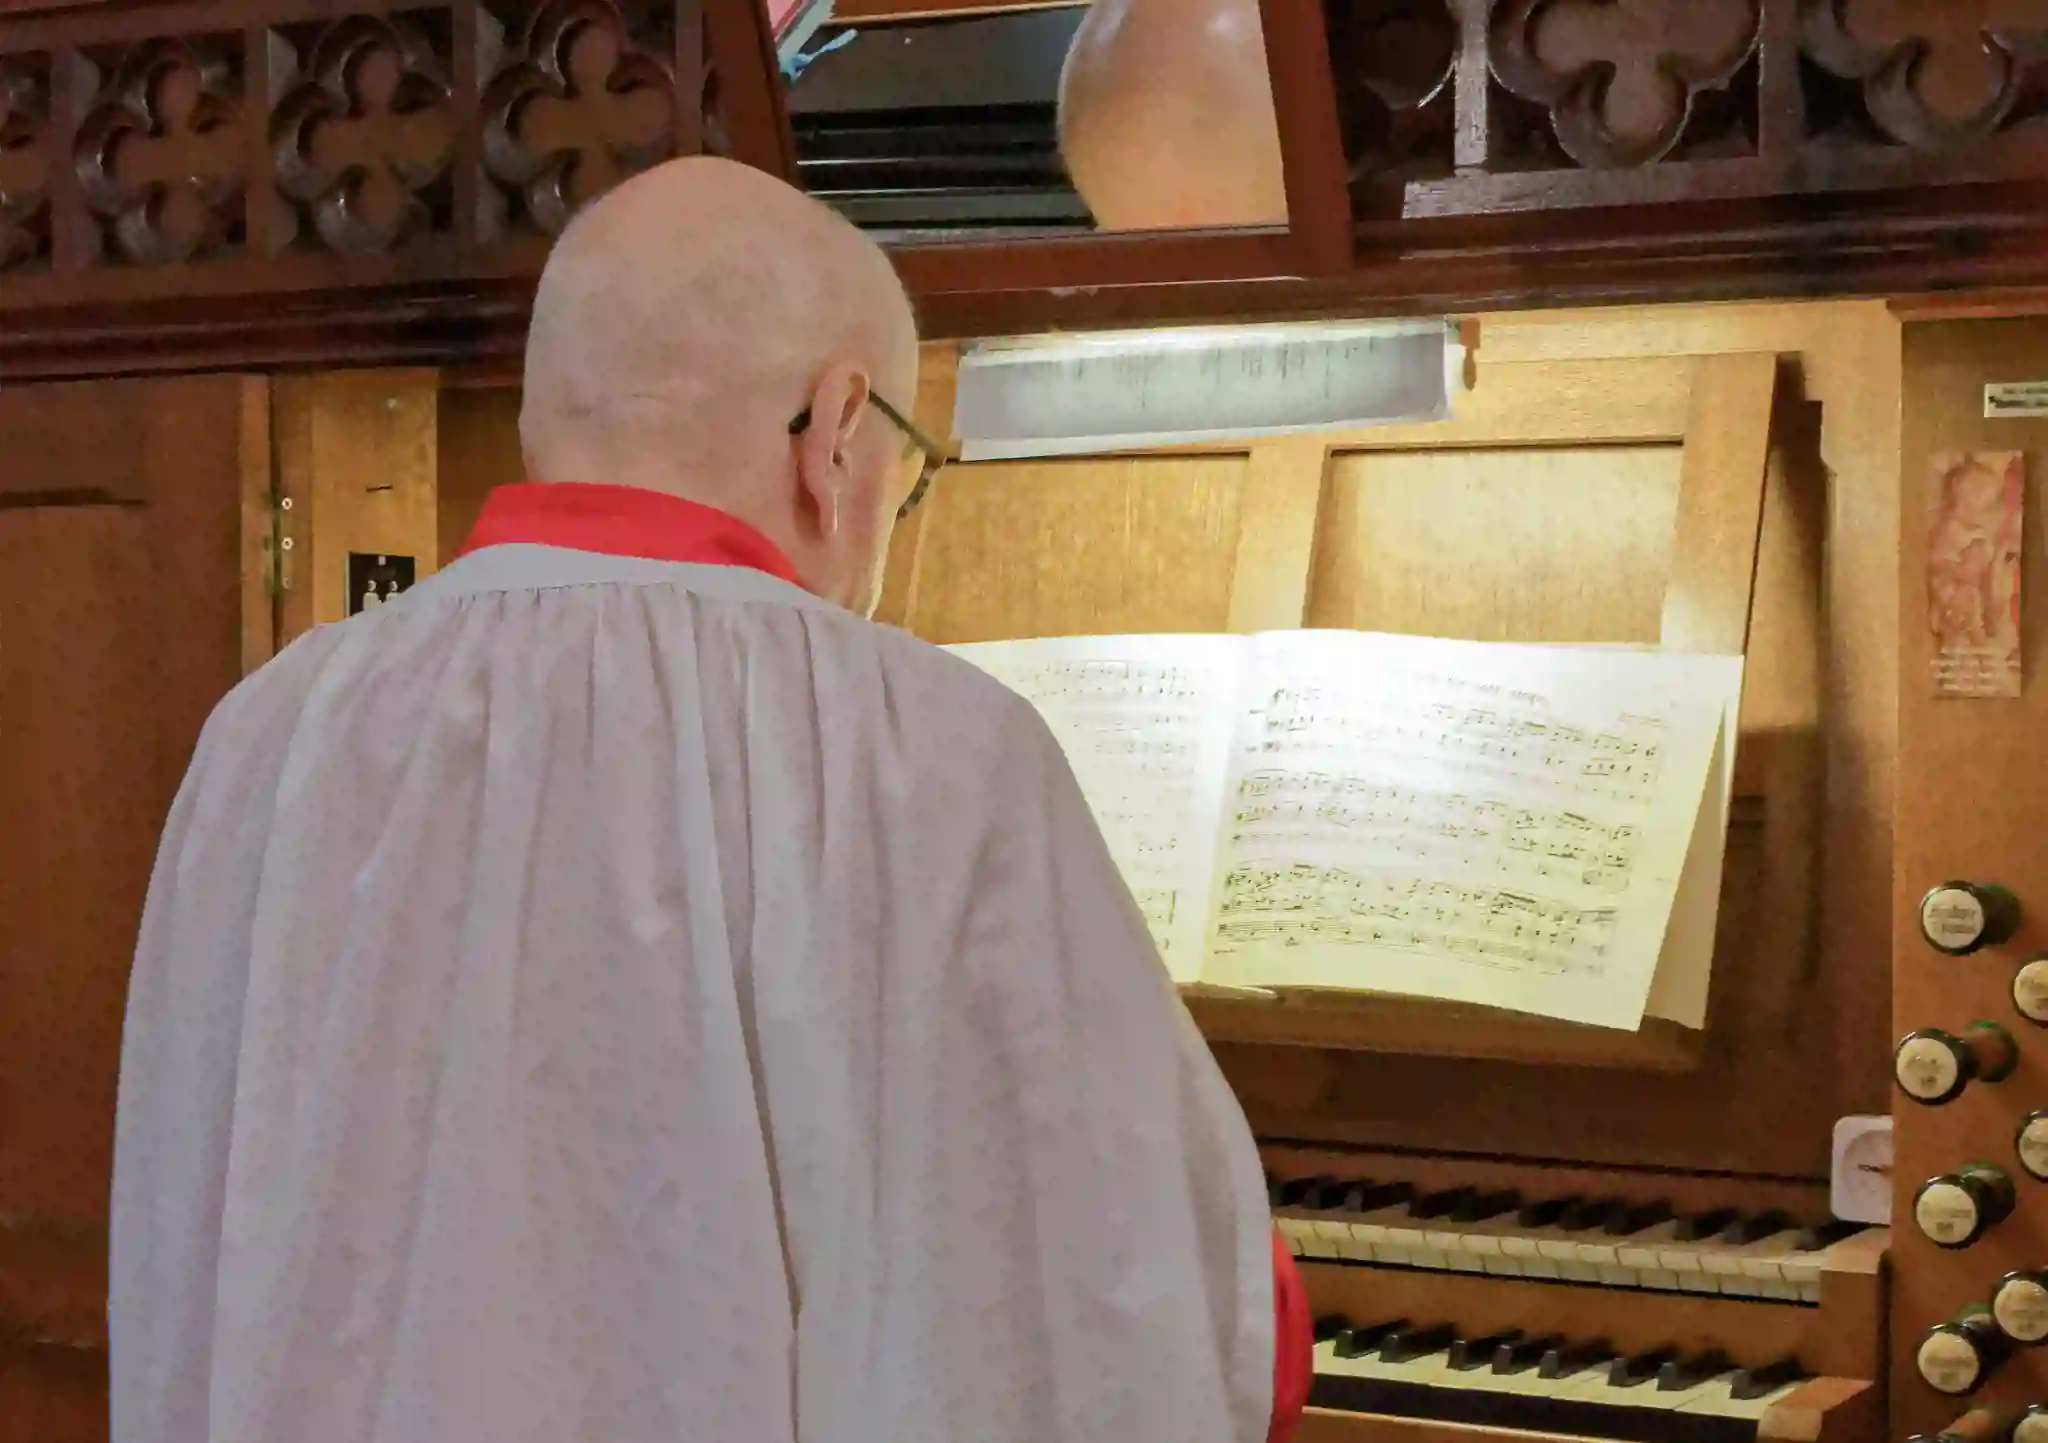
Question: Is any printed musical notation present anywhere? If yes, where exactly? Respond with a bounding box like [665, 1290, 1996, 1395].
[1201, 631, 1727, 1028]
[1256, 680, 1670, 801]
[947, 628, 1732, 1028]
[944, 636, 1243, 979]
[1230, 773, 1640, 892]
[1213, 867, 1618, 975]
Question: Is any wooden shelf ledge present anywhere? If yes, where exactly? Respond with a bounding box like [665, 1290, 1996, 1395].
[1181, 987, 1704, 1072]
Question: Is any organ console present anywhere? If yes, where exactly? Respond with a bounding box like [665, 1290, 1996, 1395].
[8, 3, 2048, 1440]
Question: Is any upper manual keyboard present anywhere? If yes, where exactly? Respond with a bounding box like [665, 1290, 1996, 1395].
[1270, 1174, 1868, 1302]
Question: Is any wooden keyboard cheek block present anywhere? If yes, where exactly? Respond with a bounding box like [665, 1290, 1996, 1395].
[1293, 1226, 1886, 1442]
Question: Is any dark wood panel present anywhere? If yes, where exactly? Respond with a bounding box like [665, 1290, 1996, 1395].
[0, 375, 258, 1437]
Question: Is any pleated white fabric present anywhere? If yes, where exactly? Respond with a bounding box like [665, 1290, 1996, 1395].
[111, 544, 1274, 1443]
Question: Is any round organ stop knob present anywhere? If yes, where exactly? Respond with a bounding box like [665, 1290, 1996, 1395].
[1920, 881, 2022, 955]
[1895, 1024, 2019, 1104]
[1057, 0, 1289, 231]
[1994, 1270, 2048, 1345]
[2019, 1112, 2048, 1182]
[2015, 957, 2048, 1024]
[2017, 1404, 2048, 1442]
[1914, 1165, 2018, 1249]
[1918, 1309, 2009, 1395]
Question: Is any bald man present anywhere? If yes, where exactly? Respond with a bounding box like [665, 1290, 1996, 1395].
[109, 157, 1307, 1443]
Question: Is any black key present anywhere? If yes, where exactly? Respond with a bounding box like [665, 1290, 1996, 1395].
[1448, 1329, 1521, 1371]
[1656, 1349, 1735, 1391]
[1307, 1178, 1367, 1211]
[1559, 1197, 1622, 1232]
[1720, 1209, 1794, 1245]
[1730, 1355, 1807, 1400]
[1676, 1207, 1738, 1241]
[1410, 1188, 1475, 1222]
[1538, 1339, 1616, 1379]
[1793, 1220, 1862, 1251]
[1312, 1313, 1351, 1343]
[1450, 1189, 1520, 1225]
[1492, 1333, 1567, 1375]
[1353, 1181, 1416, 1212]
[1334, 1319, 1405, 1359]
[1604, 1199, 1673, 1236]
[1379, 1321, 1458, 1364]
[1274, 1176, 1329, 1208]
[1607, 1345, 1680, 1389]
[1516, 1195, 1577, 1228]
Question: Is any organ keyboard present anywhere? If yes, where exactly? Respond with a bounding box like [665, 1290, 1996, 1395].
[1310, 1312, 1815, 1442]
[1264, 1148, 1884, 1442]
[1272, 1176, 1864, 1301]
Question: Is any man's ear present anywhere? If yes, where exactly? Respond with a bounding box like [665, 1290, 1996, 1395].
[795, 362, 872, 538]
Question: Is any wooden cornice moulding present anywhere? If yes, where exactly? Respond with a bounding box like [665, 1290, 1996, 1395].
[4, 0, 2048, 372]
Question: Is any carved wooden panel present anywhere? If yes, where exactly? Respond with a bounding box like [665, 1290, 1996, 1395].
[1488, 0, 1761, 169]
[481, 0, 678, 238]
[72, 35, 245, 266]
[0, 53, 47, 273]
[1801, 0, 2048, 154]
[269, 13, 456, 256]
[1323, 0, 1456, 203]
[1321, 0, 2048, 222]
[0, 0, 764, 331]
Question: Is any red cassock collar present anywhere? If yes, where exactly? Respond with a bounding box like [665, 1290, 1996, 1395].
[456, 482, 806, 588]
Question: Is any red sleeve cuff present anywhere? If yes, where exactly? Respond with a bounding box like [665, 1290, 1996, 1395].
[1267, 1229, 1311, 1443]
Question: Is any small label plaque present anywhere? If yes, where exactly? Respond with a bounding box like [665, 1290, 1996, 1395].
[348, 552, 416, 615]
[1988, 382, 2048, 418]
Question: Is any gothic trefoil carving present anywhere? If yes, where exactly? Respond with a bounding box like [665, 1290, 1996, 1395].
[1800, 0, 2048, 153]
[270, 15, 457, 256]
[1490, 0, 1762, 168]
[482, 0, 678, 237]
[0, 57, 49, 273]
[73, 36, 244, 266]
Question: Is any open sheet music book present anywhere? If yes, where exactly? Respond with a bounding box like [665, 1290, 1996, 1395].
[947, 631, 1744, 1032]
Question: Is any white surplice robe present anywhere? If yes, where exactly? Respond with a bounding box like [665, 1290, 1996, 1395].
[111, 543, 1275, 1443]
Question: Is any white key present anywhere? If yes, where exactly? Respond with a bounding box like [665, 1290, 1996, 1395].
[1675, 1374, 1807, 1421]
[1350, 1201, 1423, 1265]
[1532, 1208, 1615, 1282]
[1273, 1214, 1317, 1253]
[1575, 1212, 1673, 1289]
[1702, 1228, 1802, 1297]
[1296, 1228, 1340, 1260]
[1447, 1210, 1535, 1277]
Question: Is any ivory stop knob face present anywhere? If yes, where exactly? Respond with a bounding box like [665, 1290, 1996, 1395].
[2018, 1112, 2048, 1181]
[1916, 1179, 1985, 1247]
[2015, 958, 2048, 1023]
[1993, 1272, 2048, 1344]
[1915, 1167, 2014, 1249]
[1917, 1323, 1992, 1394]
[1897, 1030, 1970, 1104]
[2016, 1404, 2048, 1443]
[1920, 881, 2022, 955]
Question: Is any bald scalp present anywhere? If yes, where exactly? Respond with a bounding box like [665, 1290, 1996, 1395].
[520, 158, 917, 500]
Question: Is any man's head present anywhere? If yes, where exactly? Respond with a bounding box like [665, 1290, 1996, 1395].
[521, 157, 923, 614]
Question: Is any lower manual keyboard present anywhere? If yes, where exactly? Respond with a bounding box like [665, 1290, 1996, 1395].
[1311, 1313, 1809, 1443]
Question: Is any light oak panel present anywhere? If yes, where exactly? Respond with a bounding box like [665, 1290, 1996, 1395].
[436, 386, 525, 562]
[275, 370, 442, 645]
[896, 454, 1248, 642]
[1306, 445, 1682, 643]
